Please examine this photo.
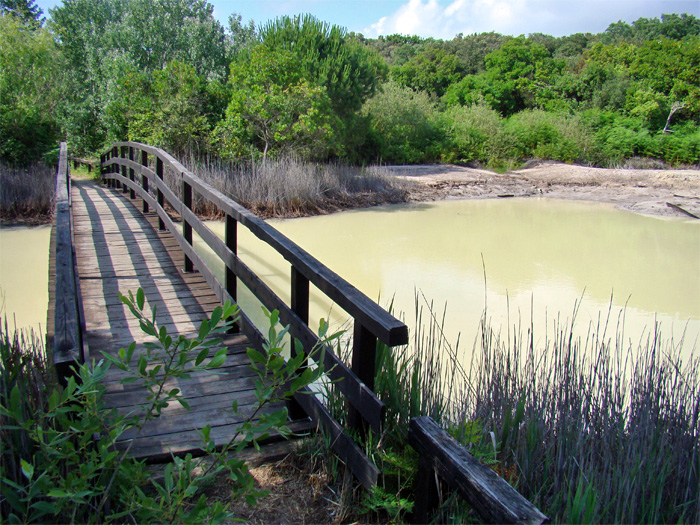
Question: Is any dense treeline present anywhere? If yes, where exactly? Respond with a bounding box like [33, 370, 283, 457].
[1, 0, 698, 168]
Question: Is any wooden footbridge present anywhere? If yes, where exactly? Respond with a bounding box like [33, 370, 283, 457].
[45, 142, 547, 523]
[46, 142, 408, 488]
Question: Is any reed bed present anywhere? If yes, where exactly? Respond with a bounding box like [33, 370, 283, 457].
[364, 294, 699, 523]
[0, 320, 53, 518]
[0, 162, 55, 223]
[178, 155, 410, 218]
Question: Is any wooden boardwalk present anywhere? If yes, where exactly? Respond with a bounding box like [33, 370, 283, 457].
[70, 180, 297, 460]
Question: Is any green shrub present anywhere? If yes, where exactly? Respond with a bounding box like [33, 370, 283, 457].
[442, 104, 509, 165]
[362, 81, 445, 164]
[504, 109, 595, 163]
[1, 290, 330, 523]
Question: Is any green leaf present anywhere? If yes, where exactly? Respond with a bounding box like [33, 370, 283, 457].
[20, 459, 33, 480]
[246, 348, 266, 365]
[137, 287, 145, 310]
[195, 347, 209, 366]
[210, 306, 222, 327]
[47, 489, 69, 498]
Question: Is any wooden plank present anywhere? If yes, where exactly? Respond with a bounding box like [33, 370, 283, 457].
[408, 417, 548, 525]
[53, 142, 84, 382]
[667, 202, 700, 219]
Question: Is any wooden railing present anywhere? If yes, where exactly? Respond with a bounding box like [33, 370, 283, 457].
[409, 417, 548, 524]
[52, 142, 87, 384]
[100, 141, 409, 487]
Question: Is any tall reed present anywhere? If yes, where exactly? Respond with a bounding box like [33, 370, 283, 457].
[364, 294, 698, 522]
[0, 320, 53, 518]
[0, 162, 55, 222]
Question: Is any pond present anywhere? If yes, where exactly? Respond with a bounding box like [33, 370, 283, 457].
[0, 224, 51, 337]
[198, 198, 699, 361]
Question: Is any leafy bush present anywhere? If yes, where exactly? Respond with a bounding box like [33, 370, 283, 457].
[362, 81, 444, 164]
[442, 104, 508, 165]
[1, 290, 329, 522]
[504, 109, 595, 163]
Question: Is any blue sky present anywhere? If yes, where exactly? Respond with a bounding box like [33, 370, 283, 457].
[35, 0, 700, 39]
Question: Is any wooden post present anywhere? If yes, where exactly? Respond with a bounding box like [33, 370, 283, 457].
[128, 146, 136, 199]
[413, 456, 441, 524]
[156, 157, 165, 230]
[289, 266, 310, 420]
[348, 321, 377, 436]
[225, 214, 239, 333]
[120, 146, 128, 193]
[100, 153, 105, 183]
[140, 149, 149, 213]
[112, 146, 118, 188]
[182, 177, 193, 273]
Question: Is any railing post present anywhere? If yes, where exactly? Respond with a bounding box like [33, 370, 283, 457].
[225, 214, 239, 333]
[348, 322, 378, 436]
[120, 146, 128, 193]
[112, 146, 118, 187]
[289, 266, 310, 419]
[140, 149, 149, 213]
[128, 146, 136, 199]
[100, 153, 105, 184]
[156, 157, 165, 230]
[182, 177, 194, 273]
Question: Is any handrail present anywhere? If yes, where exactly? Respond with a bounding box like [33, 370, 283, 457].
[53, 142, 86, 384]
[100, 141, 409, 486]
[408, 417, 548, 524]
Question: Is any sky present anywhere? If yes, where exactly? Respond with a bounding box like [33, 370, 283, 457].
[35, 0, 700, 39]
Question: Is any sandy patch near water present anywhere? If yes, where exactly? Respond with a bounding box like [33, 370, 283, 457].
[380, 162, 700, 219]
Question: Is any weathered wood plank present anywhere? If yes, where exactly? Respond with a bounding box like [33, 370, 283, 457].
[408, 417, 548, 525]
[53, 143, 84, 382]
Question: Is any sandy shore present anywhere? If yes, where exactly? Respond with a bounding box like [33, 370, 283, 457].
[379, 162, 700, 219]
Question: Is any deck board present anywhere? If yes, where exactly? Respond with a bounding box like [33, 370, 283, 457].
[70, 180, 296, 460]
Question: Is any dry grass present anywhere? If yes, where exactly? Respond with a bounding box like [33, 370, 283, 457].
[180, 155, 411, 218]
[0, 162, 55, 223]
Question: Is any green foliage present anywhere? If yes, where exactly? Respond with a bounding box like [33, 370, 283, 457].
[48, 0, 228, 154]
[0, 0, 42, 27]
[259, 14, 387, 119]
[214, 46, 338, 160]
[391, 46, 464, 97]
[362, 81, 444, 164]
[504, 110, 594, 163]
[1, 290, 328, 522]
[442, 104, 509, 165]
[106, 60, 218, 155]
[0, 14, 61, 165]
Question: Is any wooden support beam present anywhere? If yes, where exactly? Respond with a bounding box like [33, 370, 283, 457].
[408, 417, 548, 525]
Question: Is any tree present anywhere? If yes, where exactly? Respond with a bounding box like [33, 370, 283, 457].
[48, 0, 228, 153]
[391, 46, 464, 97]
[0, 0, 42, 27]
[0, 13, 61, 164]
[213, 47, 338, 160]
[259, 14, 387, 119]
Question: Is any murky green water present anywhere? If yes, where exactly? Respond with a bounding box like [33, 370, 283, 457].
[1, 198, 697, 361]
[0, 224, 51, 336]
[198, 198, 700, 359]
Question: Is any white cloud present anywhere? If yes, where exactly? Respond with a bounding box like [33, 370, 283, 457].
[362, 0, 700, 39]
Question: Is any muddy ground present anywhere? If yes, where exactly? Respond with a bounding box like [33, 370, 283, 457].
[380, 162, 700, 219]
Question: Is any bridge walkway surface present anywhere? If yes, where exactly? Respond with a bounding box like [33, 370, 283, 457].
[70, 179, 300, 461]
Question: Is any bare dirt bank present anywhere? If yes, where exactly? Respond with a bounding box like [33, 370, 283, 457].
[380, 162, 700, 219]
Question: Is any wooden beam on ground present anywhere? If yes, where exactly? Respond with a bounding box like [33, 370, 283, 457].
[408, 417, 548, 525]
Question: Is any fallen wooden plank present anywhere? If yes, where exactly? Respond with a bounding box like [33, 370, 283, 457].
[409, 417, 547, 525]
[667, 202, 699, 219]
